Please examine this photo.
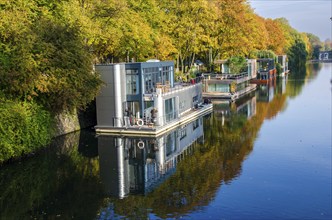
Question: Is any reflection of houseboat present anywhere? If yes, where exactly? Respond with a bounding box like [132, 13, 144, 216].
[202, 59, 257, 100]
[213, 92, 257, 122]
[279, 75, 288, 94]
[251, 58, 276, 84]
[97, 116, 205, 197]
[256, 83, 275, 102]
[257, 74, 289, 102]
[277, 55, 289, 77]
[95, 61, 212, 136]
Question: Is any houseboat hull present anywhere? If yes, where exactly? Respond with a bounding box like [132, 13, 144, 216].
[251, 78, 277, 88]
[203, 84, 256, 101]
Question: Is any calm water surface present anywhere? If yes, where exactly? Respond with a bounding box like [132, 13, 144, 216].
[0, 63, 331, 219]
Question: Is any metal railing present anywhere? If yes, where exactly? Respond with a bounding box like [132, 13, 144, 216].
[204, 72, 249, 80]
[119, 104, 207, 128]
[143, 81, 203, 96]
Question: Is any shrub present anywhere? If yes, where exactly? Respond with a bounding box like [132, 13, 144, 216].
[227, 56, 247, 74]
[0, 98, 53, 163]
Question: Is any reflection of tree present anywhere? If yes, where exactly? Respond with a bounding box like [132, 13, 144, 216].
[287, 64, 319, 98]
[0, 130, 103, 219]
[286, 65, 307, 98]
[311, 63, 322, 73]
[264, 93, 287, 119]
[255, 64, 322, 124]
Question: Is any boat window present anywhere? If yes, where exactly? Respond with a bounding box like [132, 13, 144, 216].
[165, 132, 177, 156]
[193, 118, 199, 130]
[126, 69, 138, 95]
[165, 98, 176, 123]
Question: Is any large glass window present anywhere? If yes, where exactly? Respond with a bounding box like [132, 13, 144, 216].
[193, 118, 199, 130]
[166, 132, 177, 156]
[144, 73, 153, 93]
[236, 82, 246, 91]
[258, 60, 274, 72]
[223, 65, 230, 74]
[247, 63, 252, 77]
[126, 69, 138, 95]
[208, 84, 229, 93]
[143, 67, 159, 93]
[163, 66, 173, 85]
[165, 98, 175, 123]
[179, 126, 187, 140]
[142, 65, 173, 94]
[125, 101, 139, 115]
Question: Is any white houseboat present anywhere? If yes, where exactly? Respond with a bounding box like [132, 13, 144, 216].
[94, 61, 212, 135]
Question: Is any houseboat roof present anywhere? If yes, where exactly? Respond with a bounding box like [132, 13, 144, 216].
[214, 59, 228, 64]
[95, 60, 174, 66]
[257, 58, 274, 61]
[214, 58, 256, 64]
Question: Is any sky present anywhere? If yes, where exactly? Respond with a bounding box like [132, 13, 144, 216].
[248, 0, 332, 41]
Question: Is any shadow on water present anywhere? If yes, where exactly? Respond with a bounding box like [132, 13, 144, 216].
[0, 64, 319, 219]
[0, 129, 104, 219]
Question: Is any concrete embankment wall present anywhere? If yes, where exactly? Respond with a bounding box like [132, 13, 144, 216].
[53, 101, 97, 137]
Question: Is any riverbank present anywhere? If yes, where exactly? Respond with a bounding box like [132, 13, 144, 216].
[0, 99, 96, 165]
[307, 59, 332, 63]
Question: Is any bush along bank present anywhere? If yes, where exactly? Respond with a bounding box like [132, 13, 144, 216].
[0, 98, 54, 164]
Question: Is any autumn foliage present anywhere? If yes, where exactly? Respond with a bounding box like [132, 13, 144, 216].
[0, 0, 320, 162]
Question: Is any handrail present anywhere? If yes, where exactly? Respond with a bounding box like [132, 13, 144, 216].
[124, 104, 207, 127]
[143, 82, 202, 96]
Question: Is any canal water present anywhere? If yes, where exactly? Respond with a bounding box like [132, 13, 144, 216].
[0, 63, 331, 220]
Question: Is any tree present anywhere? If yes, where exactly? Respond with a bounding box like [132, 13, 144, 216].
[264, 18, 286, 54]
[306, 33, 322, 59]
[324, 39, 332, 51]
[158, 0, 212, 74]
[0, 0, 102, 112]
[226, 56, 247, 74]
[288, 39, 308, 69]
[275, 18, 311, 65]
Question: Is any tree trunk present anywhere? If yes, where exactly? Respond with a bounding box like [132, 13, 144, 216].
[176, 54, 180, 73]
[190, 53, 196, 70]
